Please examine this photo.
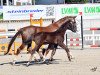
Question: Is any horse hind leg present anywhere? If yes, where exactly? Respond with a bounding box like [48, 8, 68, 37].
[15, 43, 25, 55]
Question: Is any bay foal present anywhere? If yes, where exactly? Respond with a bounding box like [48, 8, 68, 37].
[27, 16, 77, 66]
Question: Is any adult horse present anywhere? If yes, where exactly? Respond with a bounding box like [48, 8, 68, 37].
[4, 16, 73, 55]
[26, 16, 77, 66]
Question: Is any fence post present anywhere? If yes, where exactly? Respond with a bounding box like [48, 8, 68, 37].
[66, 34, 67, 46]
[79, 12, 84, 50]
[30, 14, 33, 26]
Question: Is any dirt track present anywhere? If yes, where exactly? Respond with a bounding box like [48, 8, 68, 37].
[0, 49, 100, 75]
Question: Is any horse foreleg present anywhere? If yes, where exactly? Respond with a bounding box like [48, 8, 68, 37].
[49, 49, 56, 61]
[58, 42, 71, 61]
[12, 43, 25, 65]
[43, 44, 54, 61]
[27, 44, 42, 66]
[49, 44, 58, 61]
[37, 49, 44, 60]
[43, 44, 56, 61]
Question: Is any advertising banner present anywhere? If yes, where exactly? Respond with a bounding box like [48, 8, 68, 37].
[55, 4, 100, 20]
[3, 5, 55, 20]
[2, 4, 100, 20]
[83, 4, 100, 19]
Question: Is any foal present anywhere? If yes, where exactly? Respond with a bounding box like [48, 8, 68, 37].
[27, 18, 77, 66]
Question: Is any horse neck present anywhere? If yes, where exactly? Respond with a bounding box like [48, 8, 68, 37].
[45, 17, 69, 31]
[58, 30, 66, 36]
[54, 23, 69, 36]
[54, 17, 69, 27]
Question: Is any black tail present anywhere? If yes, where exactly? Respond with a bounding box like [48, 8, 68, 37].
[4, 30, 21, 55]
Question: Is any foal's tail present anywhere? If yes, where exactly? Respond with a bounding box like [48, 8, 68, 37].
[4, 30, 22, 55]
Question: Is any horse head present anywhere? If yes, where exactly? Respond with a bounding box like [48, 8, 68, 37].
[55, 16, 77, 34]
[66, 16, 77, 32]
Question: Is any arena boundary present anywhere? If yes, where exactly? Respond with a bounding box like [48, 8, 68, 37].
[84, 27, 100, 48]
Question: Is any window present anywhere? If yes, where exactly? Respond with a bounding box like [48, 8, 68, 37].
[95, 0, 100, 3]
[9, 0, 13, 5]
[3, 0, 7, 5]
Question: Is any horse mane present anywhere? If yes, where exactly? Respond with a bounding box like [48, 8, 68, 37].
[38, 16, 76, 35]
[51, 16, 76, 33]
[39, 16, 76, 32]
[38, 19, 70, 35]
[46, 16, 68, 27]
[52, 19, 70, 34]
[55, 16, 76, 24]
[48, 16, 76, 27]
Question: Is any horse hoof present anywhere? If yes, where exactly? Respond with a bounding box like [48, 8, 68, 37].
[26, 65, 29, 67]
[38, 60, 46, 64]
[49, 58, 54, 61]
[0, 63, 4, 65]
[26, 62, 30, 67]
[26, 64, 30, 67]
[34, 59, 39, 62]
[46, 61, 50, 65]
[10, 62, 15, 66]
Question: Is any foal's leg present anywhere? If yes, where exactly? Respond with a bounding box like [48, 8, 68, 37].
[49, 44, 58, 61]
[58, 42, 71, 61]
[27, 44, 43, 66]
[27, 42, 40, 61]
[43, 44, 53, 60]
[12, 43, 26, 65]
[44, 44, 57, 61]
[49, 49, 56, 61]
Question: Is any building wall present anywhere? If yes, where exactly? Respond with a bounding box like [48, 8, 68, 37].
[35, 0, 65, 5]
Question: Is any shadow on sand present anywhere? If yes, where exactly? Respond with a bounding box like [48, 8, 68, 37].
[0, 59, 61, 66]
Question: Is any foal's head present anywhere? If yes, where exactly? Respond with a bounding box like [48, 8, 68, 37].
[55, 16, 77, 34]
[66, 16, 77, 32]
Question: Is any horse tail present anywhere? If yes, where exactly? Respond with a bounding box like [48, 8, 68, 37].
[4, 30, 22, 55]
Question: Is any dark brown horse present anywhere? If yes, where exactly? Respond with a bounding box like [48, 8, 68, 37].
[4, 16, 74, 55]
[5, 16, 76, 65]
[26, 17, 77, 66]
